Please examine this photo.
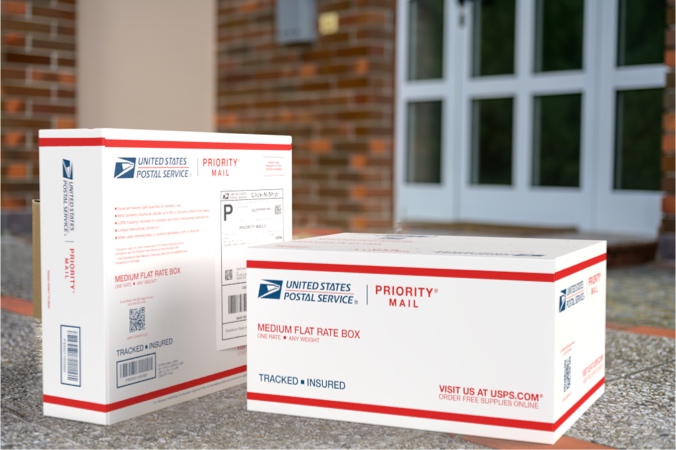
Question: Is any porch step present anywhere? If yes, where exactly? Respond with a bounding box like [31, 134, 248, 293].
[398, 222, 658, 267]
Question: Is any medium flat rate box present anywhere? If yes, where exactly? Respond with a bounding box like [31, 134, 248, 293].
[39, 128, 292, 424]
[246, 233, 606, 444]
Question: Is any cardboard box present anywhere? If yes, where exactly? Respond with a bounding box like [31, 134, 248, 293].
[246, 233, 606, 444]
[39, 128, 292, 424]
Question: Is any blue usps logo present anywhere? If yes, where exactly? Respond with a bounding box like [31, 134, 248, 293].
[559, 290, 567, 312]
[258, 280, 283, 299]
[62, 159, 73, 180]
[114, 158, 136, 179]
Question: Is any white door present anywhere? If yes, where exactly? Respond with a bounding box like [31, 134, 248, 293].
[396, 0, 666, 236]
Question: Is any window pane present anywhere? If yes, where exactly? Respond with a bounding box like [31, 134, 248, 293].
[406, 101, 442, 183]
[471, 0, 515, 77]
[617, 0, 665, 66]
[534, 0, 584, 72]
[408, 0, 444, 80]
[614, 89, 663, 191]
[471, 98, 513, 185]
[532, 94, 582, 187]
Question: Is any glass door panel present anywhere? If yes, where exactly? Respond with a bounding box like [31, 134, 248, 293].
[471, 0, 516, 77]
[408, 0, 445, 80]
[470, 97, 514, 185]
[534, 0, 584, 72]
[532, 93, 582, 187]
[617, 0, 665, 66]
[613, 88, 663, 191]
[406, 101, 443, 183]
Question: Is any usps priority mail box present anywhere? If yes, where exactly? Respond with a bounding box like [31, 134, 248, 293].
[246, 233, 606, 444]
[39, 128, 292, 424]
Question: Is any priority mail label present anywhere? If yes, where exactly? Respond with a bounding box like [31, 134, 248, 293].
[219, 189, 286, 346]
[246, 233, 606, 444]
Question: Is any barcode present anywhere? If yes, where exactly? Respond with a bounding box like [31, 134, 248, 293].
[119, 356, 154, 379]
[61, 325, 81, 386]
[228, 293, 247, 314]
[275, 205, 282, 214]
[66, 332, 79, 381]
[564, 356, 571, 392]
[129, 307, 145, 333]
[224, 269, 233, 281]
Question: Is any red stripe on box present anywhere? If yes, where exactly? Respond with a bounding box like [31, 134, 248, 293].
[43, 365, 246, 412]
[247, 254, 606, 283]
[39, 137, 105, 147]
[248, 378, 605, 433]
[39, 137, 291, 150]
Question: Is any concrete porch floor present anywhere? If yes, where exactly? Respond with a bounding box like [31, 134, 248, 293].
[1, 231, 674, 449]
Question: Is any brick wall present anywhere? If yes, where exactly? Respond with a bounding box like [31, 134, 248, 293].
[217, 0, 395, 231]
[661, 0, 675, 260]
[1, 0, 76, 213]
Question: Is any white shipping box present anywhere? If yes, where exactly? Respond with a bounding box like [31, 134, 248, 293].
[39, 128, 292, 424]
[247, 233, 606, 444]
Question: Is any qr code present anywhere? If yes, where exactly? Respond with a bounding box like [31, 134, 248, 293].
[224, 269, 233, 281]
[275, 205, 282, 215]
[129, 307, 145, 333]
[564, 356, 571, 392]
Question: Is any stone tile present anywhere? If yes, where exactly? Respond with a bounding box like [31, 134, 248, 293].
[567, 371, 675, 449]
[606, 265, 675, 330]
[605, 330, 675, 381]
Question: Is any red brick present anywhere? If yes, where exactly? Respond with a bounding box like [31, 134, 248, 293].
[663, 195, 676, 215]
[4, 162, 28, 178]
[32, 39, 75, 51]
[299, 63, 316, 77]
[350, 216, 370, 230]
[355, 58, 369, 75]
[663, 155, 676, 172]
[664, 134, 676, 153]
[3, 131, 25, 147]
[3, 85, 51, 97]
[5, 52, 51, 65]
[341, 11, 388, 27]
[369, 138, 388, 154]
[351, 186, 368, 199]
[3, 98, 25, 114]
[2, 68, 26, 80]
[32, 103, 75, 115]
[2, 118, 51, 128]
[57, 24, 76, 36]
[665, 112, 676, 132]
[1, 196, 28, 210]
[308, 139, 332, 154]
[32, 6, 75, 20]
[55, 118, 76, 129]
[3, 32, 26, 46]
[238, 0, 260, 13]
[2, 1, 26, 15]
[57, 56, 75, 67]
[216, 114, 240, 127]
[2, 18, 51, 34]
[350, 154, 368, 168]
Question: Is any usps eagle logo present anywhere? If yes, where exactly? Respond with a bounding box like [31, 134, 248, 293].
[258, 280, 283, 299]
[62, 159, 73, 180]
[114, 157, 136, 179]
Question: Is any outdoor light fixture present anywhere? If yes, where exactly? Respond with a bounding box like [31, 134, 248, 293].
[276, 0, 317, 44]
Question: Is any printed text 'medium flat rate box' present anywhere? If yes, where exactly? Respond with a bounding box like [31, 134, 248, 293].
[246, 233, 606, 444]
[39, 128, 292, 424]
